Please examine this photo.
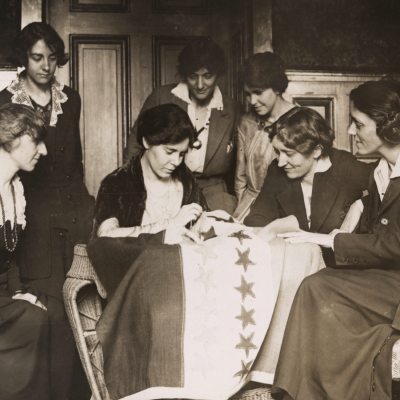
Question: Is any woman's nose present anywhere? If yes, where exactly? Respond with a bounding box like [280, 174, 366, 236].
[250, 94, 258, 105]
[170, 153, 181, 167]
[38, 142, 47, 156]
[277, 154, 287, 167]
[197, 76, 204, 89]
[348, 122, 356, 136]
[42, 58, 50, 71]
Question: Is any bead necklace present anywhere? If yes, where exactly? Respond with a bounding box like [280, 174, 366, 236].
[0, 184, 18, 252]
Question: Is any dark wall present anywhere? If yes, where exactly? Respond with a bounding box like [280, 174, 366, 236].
[272, 0, 400, 72]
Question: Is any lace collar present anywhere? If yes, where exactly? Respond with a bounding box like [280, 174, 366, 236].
[6, 73, 68, 127]
[0, 175, 26, 229]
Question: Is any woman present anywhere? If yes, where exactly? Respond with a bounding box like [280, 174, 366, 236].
[123, 37, 242, 214]
[233, 52, 297, 221]
[274, 80, 400, 400]
[0, 22, 94, 301]
[244, 107, 372, 238]
[92, 103, 208, 241]
[0, 103, 75, 400]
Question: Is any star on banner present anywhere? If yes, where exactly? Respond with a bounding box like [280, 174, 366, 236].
[234, 276, 256, 302]
[193, 353, 216, 378]
[194, 265, 215, 292]
[235, 332, 258, 357]
[193, 244, 218, 265]
[235, 248, 256, 272]
[234, 359, 253, 380]
[196, 293, 219, 319]
[194, 324, 219, 351]
[235, 305, 256, 330]
[229, 230, 252, 245]
[201, 226, 217, 241]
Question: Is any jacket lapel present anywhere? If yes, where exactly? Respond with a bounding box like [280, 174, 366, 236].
[310, 169, 338, 232]
[277, 180, 310, 231]
[377, 176, 400, 217]
[56, 93, 72, 148]
[203, 108, 230, 172]
[171, 95, 189, 112]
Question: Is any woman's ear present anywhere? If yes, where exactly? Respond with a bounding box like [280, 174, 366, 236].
[313, 145, 322, 159]
[142, 138, 150, 150]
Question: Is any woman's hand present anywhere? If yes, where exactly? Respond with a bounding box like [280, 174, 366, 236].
[172, 203, 203, 227]
[164, 226, 201, 245]
[277, 231, 334, 248]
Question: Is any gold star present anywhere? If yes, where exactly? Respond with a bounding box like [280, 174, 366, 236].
[201, 225, 217, 241]
[229, 230, 252, 245]
[194, 265, 215, 292]
[235, 305, 256, 330]
[233, 359, 253, 380]
[235, 248, 256, 272]
[234, 276, 256, 302]
[235, 332, 258, 357]
[193, 244, 218, 265]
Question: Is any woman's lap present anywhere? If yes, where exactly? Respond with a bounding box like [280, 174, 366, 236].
[273, 267, 400, 400]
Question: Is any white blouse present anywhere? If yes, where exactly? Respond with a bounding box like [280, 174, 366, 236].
[0, 175, 26, 229]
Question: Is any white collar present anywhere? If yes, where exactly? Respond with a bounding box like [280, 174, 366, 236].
[7, 73, 68, 127]
[375, 152, 400, 180]
[171, 81, 224, 111]
[315, 156, 332, 173]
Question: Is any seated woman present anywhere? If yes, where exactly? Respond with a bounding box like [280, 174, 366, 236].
[234, 52, 297, 221]
[274, 80, 400, 400]
[0, 103, 74, 400]
[92, 103, 208, 241]
[123, 38, 242, 214]
[244, 107, 372, 240]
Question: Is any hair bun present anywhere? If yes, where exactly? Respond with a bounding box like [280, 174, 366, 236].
[378, 112, 400, 144]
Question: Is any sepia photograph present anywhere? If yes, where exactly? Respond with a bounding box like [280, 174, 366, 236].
[1, 0, 400, 399]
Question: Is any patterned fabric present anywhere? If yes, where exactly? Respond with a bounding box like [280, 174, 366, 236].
[6, 73, 67, 127]
[30, 96, 52, 126]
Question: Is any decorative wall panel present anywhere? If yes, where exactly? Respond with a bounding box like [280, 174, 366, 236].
[273, 0, 400, 72]
[70, 35, 130, 196]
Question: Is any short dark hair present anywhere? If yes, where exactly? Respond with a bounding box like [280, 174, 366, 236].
[177, 37, 226, 79]
[0, 103, 47, 152]
[241, 52, 288, 94]
[268, 107, 334, 157]
[137, 104, 195, 150]
[9, 22, 68, 68]
[350, 79, 400, 144]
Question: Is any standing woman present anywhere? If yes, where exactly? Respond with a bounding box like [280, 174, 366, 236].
[0, 103, 75, 400]
[123, 37, 242, 214]
[0, 22, 94, 301]
[233, 52, 297, 221]
[274, 80, 400, 400]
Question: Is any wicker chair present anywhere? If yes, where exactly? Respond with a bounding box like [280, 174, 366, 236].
[64, 244, 400, 400]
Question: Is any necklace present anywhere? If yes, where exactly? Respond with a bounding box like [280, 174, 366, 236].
[0, 184, 18, 252]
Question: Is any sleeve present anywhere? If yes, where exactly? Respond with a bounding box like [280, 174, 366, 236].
[243, 163, 281, 227]
[123, 88, 161, 164]
[333, 230, 400, 268]
[97, 216, 175, 238]
[7, 253, 23, 296]
[91, 174, 126, 238]
[235, 123, 247, 201]
[223, 101, 244, 195]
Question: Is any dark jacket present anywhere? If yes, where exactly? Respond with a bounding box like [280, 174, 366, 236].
[0, 85, 94, 281]
[244, 148, 373, 233]
[334, 160, 400, 269]
[91, 155, 209, 238]
[122, 84, 243, 212]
